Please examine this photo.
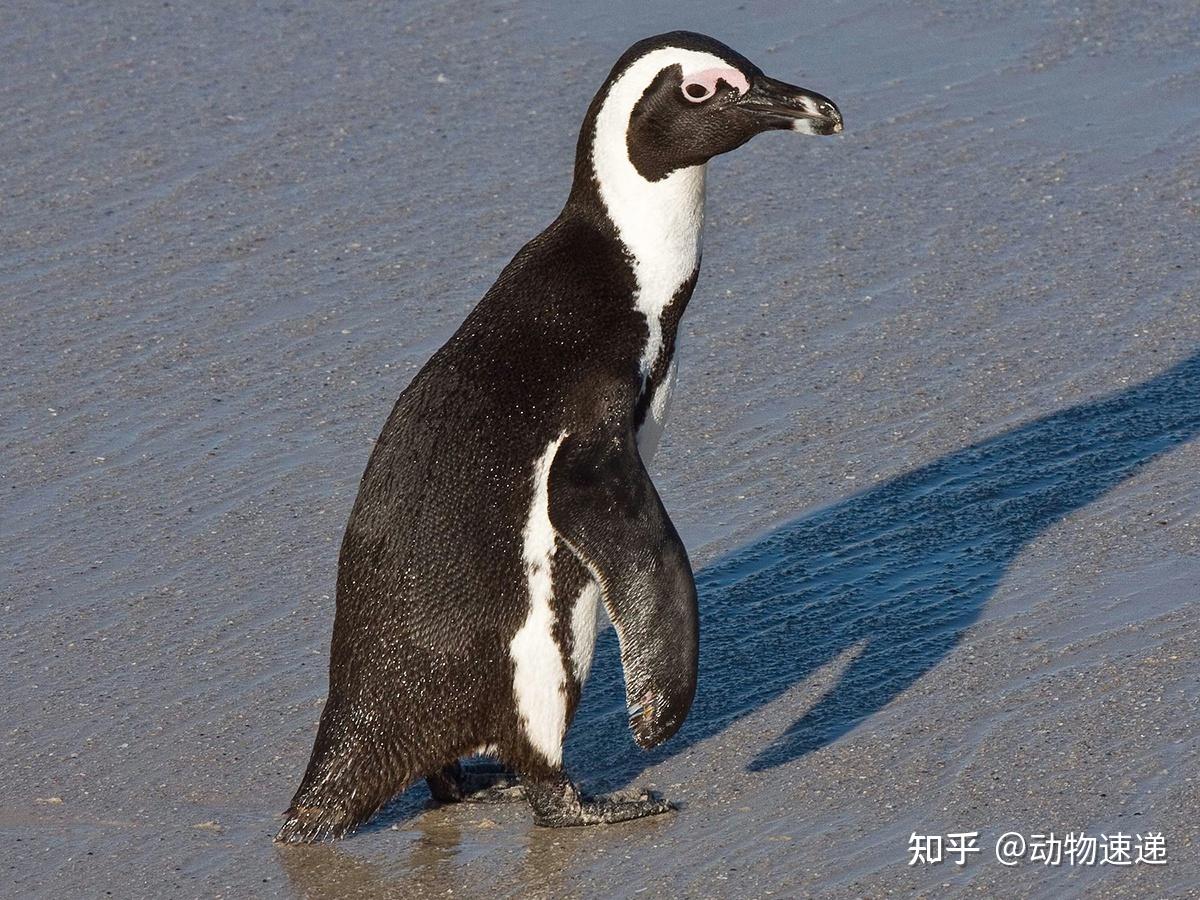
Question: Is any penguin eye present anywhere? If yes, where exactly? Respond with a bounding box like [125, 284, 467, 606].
[678, 67, 749, 104]
[682, 81, 715, 103]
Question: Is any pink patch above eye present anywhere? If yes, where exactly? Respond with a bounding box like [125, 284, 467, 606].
[680, 67, 750, 102]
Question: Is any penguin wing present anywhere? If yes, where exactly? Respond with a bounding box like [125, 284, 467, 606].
[548, 425, 698, 749]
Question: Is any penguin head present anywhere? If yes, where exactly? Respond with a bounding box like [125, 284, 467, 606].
[580, 31, 843, 185]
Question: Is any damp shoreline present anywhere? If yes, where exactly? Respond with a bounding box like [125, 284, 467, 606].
[3, 1, 1199, 896]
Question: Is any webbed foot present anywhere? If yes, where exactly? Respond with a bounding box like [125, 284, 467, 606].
[525, 774, 675, 827]
[427, 760, 524, 804]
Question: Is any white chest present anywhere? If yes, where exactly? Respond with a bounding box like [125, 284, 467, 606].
[593, 152, 699, 467]
[622, 169, 703, 385]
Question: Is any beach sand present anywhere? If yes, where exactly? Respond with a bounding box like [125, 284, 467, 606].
[2, 1, 1198, 896]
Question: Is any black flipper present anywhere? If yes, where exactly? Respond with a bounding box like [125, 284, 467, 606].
[548, 425, 698, 748]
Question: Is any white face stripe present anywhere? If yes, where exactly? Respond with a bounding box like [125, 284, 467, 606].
[510, 434, 569, 765]
[592, 47, 740, 383]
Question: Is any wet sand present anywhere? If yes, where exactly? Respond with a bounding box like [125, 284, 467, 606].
[2, 1, 1198, 897]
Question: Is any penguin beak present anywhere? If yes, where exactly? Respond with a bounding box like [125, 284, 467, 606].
[738, 74, 843, 135]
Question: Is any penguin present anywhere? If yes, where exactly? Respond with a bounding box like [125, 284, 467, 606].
[276, 30, 843, 842]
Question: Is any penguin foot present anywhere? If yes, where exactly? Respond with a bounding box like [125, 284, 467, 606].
[428, 760, 525, 804]
[525, 774, 675, 827]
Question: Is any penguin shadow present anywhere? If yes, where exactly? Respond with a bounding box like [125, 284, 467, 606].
[567, 350, 1200, 780]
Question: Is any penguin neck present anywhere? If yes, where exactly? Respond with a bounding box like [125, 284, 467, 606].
[568, 119, 707, 381]
[600, 163, 705, 382]
[593, 162, 707, 297]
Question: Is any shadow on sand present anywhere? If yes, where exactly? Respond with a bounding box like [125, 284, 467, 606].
[568, 350, 1200, 778]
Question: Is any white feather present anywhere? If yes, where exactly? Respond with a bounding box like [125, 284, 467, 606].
[510, 434, 569, 764]
[568, 580, 604, 683]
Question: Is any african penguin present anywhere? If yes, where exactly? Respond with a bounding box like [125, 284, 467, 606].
[276, 30, 843, 842]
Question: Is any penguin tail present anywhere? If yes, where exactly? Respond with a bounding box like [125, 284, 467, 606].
[274, 748, 409, 844]
[275, 707, 416, 844]
[274, 759, 407, 843]
[274, 798, 365, 844]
